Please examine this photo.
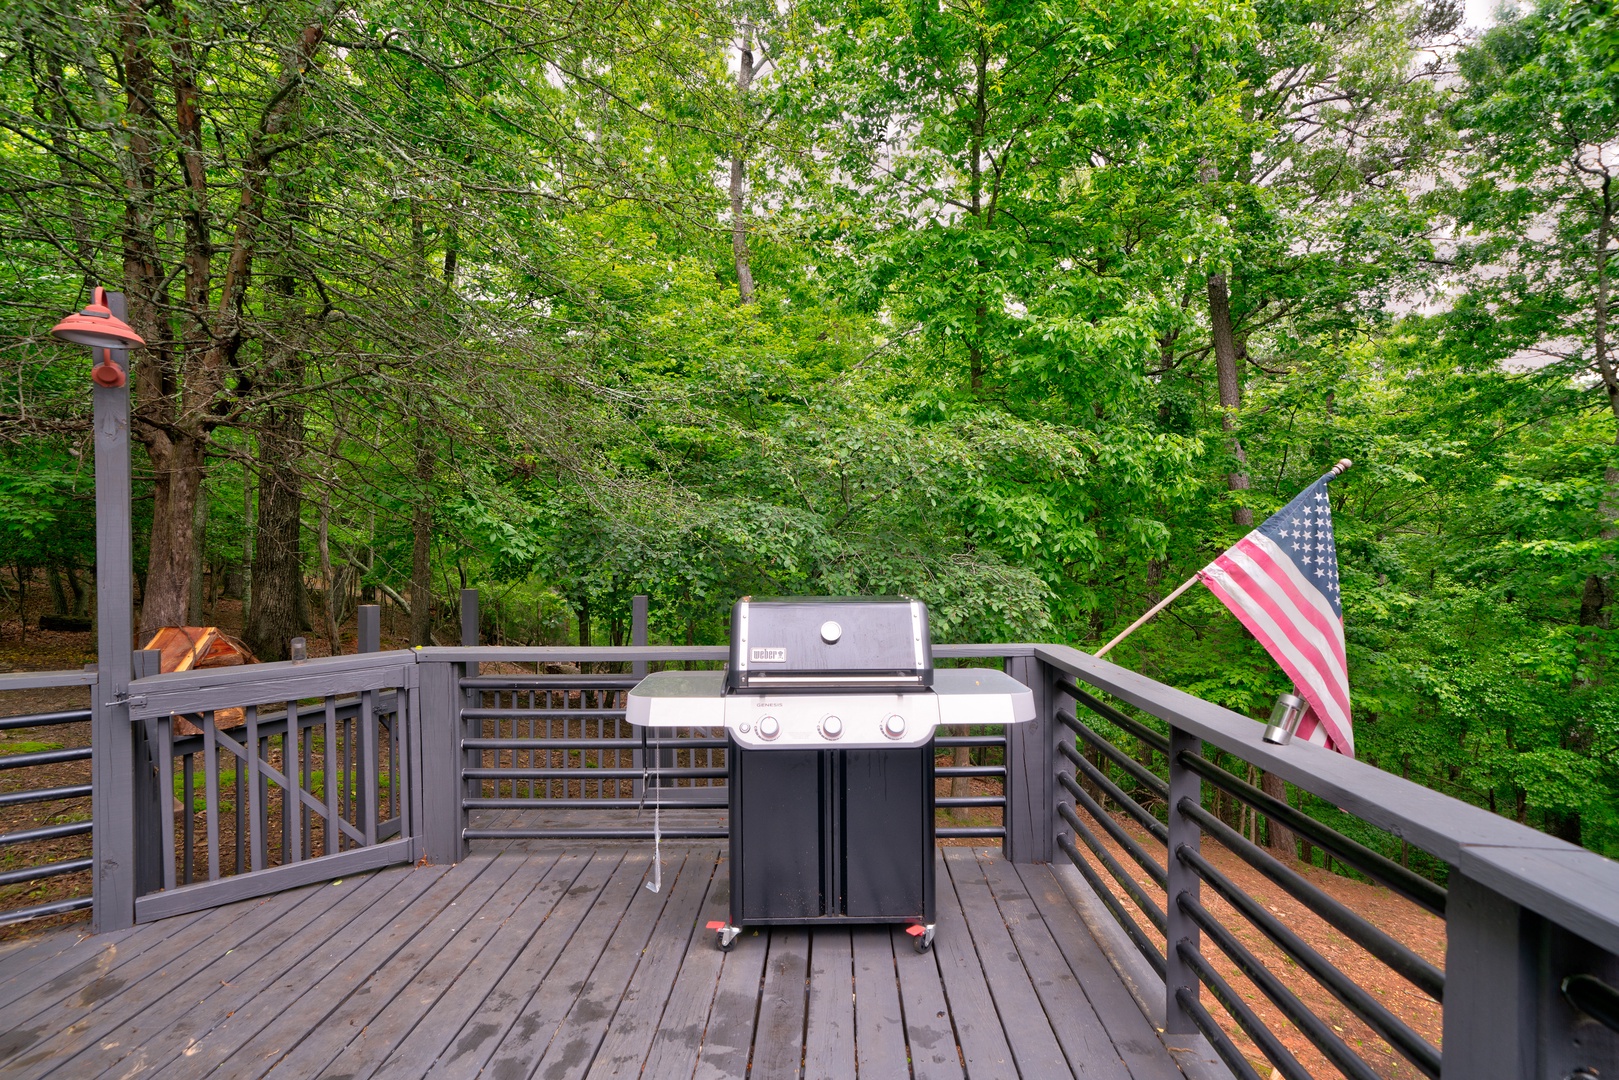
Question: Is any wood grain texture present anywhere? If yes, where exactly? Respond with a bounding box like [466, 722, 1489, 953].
[370, 851, 592, 1080]
[1018, 863, 1186, 1080]
[933, 848, 1019, 1080]
[944, 847, 1073, 1079]
[803, 928, 855, 1079]
[750, 929, 810, 1080]
[432, 849, 648, 1080]
[637, 854, 733, 1080]
[893, 922, 967, 1080]
[79, 869, 415, 1080]
[150, 857, 489, 1080]
[585, 849, 720, 1079]
[851, 928, 910, 1080]
[978, 851, 1131, 1078]
[0, 844, 1189, 1080]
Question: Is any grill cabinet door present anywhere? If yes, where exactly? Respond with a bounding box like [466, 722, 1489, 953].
[734, 748, 826, 920]
[841, 744, 933, 919]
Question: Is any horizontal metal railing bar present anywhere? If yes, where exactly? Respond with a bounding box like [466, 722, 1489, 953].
[465, 797, 727, 809]
[462, 737, 726, 751]
[464, 827, 728, 839]
[464, 767, 728, 780]
[1179, 893, 1381, 1080]
[1178, 749, 1446, 916]
[0, 856, 94, 888]
[1058, 710, 1169, 798]
[1179, 795, 1445, 1001]
[425, 643, 1036, 664]
[0, 784, 94, 808]
[1060, 802, 1168, 932]
[1175, 950, 1303, 1080]
[935, 765, 1005, 778]
[934, 735, 1007, 747]
[1178, 843, 1441, 1078]
[0, 894, 94, 927]
[937, 796, 1005, 808]
[436, 646, 731, 664]
[0, 669, 99, 691]
[937, 826, 1006, 838]
[1058, 832, 1166, 977]
[1059, 772, 1167, 888]
[1058, 680, 1170, 755]
[0, 708, 91, 732]
[0, 820, 92, 846]
[1037, 646, 1619, 946]
[461, 677, 639, 690]
[0, 746, 92, 770]
[1058, 741, 1168, 842]
[462, 708, 629, 718]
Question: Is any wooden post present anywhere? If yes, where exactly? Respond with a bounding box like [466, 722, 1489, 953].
[1004, 653, 1055, 864]
[418, 659, 465, 863]
[460, 589, 479, 809]
[357, 604, 380, 654]
[91, 291, 138, 933]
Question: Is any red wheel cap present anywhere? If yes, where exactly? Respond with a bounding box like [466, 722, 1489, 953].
[905, 924, 927, 936]
[706, 921, 726, 930]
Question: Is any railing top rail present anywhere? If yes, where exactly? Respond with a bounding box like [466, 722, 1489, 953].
[419, 642, 1035, 663]
[0, 668, 99, 691]
[419, 645, 729, 663]
[127, 649, 413, 720]
[1035, 642, 1619, 956]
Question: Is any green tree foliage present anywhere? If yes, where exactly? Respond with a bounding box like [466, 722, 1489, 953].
[1, 0, 1616, 855]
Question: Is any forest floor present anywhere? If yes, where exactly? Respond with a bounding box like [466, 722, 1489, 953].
[0, 592, 1445, 1080]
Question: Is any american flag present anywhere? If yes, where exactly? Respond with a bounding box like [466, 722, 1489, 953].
[1198, 467, 1353, 756]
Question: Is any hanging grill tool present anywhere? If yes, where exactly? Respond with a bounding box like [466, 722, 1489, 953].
[627, 596, 1034, 951]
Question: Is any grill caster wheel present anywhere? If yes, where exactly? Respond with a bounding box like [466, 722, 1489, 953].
[709, 922, 741, 952]
[908, 924, 936, 953]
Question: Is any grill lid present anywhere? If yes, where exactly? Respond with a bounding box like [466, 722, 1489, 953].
[728, 596, 930, 692]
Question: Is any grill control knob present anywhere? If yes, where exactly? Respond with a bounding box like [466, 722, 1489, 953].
[883, 714, 906, 739]
[821, 620, 843, 644]
[757, 716, 780, 740]
[820, 715, 843, 740]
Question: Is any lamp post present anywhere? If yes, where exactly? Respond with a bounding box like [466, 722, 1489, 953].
[53, 286, 144, 932]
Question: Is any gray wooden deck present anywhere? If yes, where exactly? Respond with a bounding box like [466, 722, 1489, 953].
[0, 844, 1189, 1080]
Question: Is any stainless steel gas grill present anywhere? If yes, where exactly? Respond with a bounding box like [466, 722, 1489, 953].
[626, 596, 1033, 951]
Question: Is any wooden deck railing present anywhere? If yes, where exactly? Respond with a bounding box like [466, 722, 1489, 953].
[27, 599, 1619, 1077]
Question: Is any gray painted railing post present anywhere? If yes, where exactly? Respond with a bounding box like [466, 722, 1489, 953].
[90, 290, 137, 933]
[1004, 654, 1055, 863]
[418, 658, 466, 863]
[358, 604, 380, 653]
[1164, 725, 1202, 1034]
[460, 589, 479, 810]
[631, 595, 648, 677]
[1443, 871, 1534, 1079]
[1440, 869, 1619, 1079]
[132, 648, 164, 898]
[630, 595, 651, 796]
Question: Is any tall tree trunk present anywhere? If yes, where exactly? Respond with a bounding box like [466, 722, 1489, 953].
[188, 490, 207, 625]
[1208, 273, 1252, 529]
[730, 24, 758, 303]
[410, 418, 435, 648]
[245, 401, 304, 660]
[1261, 771, 1297, 861]
[318, 488, 341, 654]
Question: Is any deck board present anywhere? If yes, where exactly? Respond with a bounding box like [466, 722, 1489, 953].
[79, 866, 416, 1080]
[0, 844, 1195, 1080]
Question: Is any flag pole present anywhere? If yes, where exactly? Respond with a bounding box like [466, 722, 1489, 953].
[1092, 459, 1353, 660]
[1094, 573, 1200, 658]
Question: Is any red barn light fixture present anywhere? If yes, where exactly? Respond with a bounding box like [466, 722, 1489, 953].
[52, 286, 143, 388]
